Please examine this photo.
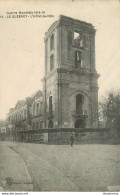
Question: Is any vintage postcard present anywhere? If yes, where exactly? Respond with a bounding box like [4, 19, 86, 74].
[0, 0, 120, 193]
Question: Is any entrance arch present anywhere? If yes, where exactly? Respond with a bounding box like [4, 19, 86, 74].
[75, 119, 85, 128]
[48, 120, 53, 128]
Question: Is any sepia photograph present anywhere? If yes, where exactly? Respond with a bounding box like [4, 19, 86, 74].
[0, 0, 120, 193]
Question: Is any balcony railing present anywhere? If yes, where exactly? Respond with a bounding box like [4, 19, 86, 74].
[72, 110, 88, 118]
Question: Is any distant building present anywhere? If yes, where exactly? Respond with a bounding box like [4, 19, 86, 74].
[0, 120, 7, 140]
[6, 90, 43, 137]
[31, 90, 43, 129]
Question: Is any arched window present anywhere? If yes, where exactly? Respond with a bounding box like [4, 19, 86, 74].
[48, 120, 53, 128]
[50, 34, 54, 51]
[76, 94, 84, 114]
[49, 96, 52, 115]
[75, 51, 81, 68]
[50, 54, 54, 70]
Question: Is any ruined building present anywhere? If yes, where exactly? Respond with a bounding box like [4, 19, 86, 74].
[42, 15, 99, 129]
[7, 15, 99, 133]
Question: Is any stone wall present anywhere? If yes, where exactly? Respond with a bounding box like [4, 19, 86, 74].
[16, 128, 109, 144]
[48, 128, 109, 144]
[4, 127, 120, 144]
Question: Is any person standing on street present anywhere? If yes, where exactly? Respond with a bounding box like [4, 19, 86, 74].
[70, 132, 74, 147]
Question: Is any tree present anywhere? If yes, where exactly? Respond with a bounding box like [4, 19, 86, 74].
[99, 92, 120, 135]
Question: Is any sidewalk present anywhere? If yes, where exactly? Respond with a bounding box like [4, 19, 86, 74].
[0, 142, 33, 191]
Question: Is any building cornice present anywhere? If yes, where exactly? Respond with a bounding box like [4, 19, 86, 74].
[44, 15, 96, 41]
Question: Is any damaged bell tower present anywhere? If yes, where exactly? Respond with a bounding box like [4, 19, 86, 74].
[42, 15, 99, 128]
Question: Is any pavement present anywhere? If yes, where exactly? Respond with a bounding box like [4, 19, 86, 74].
[0, 141, 120, 191]
[0, 142, 33, 191]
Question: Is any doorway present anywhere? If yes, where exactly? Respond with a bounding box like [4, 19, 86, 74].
[75, 119, 85, 128]
[48, 120, 53, 128]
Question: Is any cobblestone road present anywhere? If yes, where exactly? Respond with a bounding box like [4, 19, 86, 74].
[0, 141, 120, 191]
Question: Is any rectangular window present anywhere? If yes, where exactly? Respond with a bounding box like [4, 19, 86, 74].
[50, 34, 54, 51]
[74, 31, 83, 47]
[68, 31, 72, 46]
[74, 31, 80, 40]
[33, 103, 35, 116]
[50, 54, 54, 70]
[75, 51, 81, 68]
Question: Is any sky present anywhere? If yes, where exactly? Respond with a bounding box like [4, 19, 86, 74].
[0, 0, 120, 119]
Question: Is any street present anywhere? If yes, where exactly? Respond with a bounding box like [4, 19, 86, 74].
[0, 141, 120, 191]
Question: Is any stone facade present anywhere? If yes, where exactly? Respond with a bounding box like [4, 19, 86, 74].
[6, 15, 99, 133]
[31, 91, 43, 129]
[6, 90, 43, 138]
[42, 15, 99, 129]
